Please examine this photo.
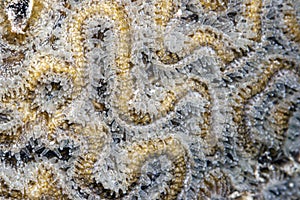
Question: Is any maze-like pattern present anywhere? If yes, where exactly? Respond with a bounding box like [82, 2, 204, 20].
[0, 0, 299, 199]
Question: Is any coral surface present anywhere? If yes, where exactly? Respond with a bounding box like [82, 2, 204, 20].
[0, 0, 299, 199]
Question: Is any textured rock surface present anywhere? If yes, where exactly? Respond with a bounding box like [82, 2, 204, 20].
[0, 0, 299, 199]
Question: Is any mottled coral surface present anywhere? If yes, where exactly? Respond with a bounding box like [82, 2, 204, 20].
[0, 0, 299, 199]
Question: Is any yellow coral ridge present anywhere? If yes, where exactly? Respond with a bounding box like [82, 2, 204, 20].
[243, 0, 262, 41]
[191, 27, 239, 63]
[26, 164, 68, 199]
[283, 7, 300, 43]
[26, 56, 79, 91]
[199, 0, 228, 11]
[154, 0, 176, 27]
[67, 1, 131, 71]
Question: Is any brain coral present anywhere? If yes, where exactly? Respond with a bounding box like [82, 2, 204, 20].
[0, 0, 299, 199]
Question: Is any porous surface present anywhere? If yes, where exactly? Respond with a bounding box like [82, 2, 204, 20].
[0, 0, 299, 199]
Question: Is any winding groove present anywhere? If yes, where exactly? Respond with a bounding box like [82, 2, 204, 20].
[0, 161, 69, 199]
[126, 137, 188, 200]
[71, 114, 189, 199]
[67, 0, 213, 126]
[156, 0, 262, 65]
[233, 58, 299, 155]
[0, 101, 36, 151]
[233, 58, 298, 123]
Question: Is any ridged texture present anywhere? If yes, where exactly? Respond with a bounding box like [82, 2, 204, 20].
[0, 0, 299, 199]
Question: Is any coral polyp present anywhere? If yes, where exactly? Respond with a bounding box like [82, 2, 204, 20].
[0, 0, 299, 199]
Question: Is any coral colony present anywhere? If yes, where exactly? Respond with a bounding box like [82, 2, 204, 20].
[0, 0, 299, 199]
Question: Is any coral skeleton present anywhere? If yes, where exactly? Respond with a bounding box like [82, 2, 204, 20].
[0, 0, 299, 199]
